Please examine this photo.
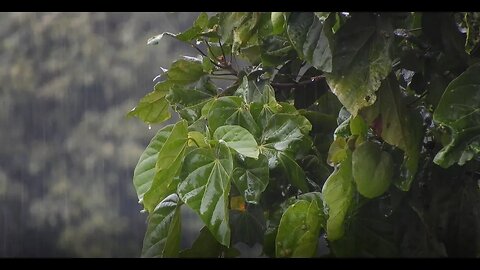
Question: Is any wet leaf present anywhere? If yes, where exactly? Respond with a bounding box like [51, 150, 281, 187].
[133, 124, 174, 203]
[322, 151, 354, 241]
[232, 154, 269, 204]
[213, 125, 259, 158]
[143, 120, 188, 213]
[142, 194, 181, 258]
[326, 13, 393, 116]
[287, 12, 333, 72]
[352, 141, 393, 199]
[230, 204, 266, 247]
[433, 63, 480, 168]
[127, 83, 171, 124]
[276, 200, 322, 257]
[178, 143, 233, 246]
[207, 96, 259, 136]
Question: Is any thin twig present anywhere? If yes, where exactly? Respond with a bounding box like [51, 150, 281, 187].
[191, 43, 224, 69]
[406, 90, 428, 107]
[209, 76, 238, 81]
[212, 72, 237, 76]
[205, 39, 217, 60]
[218, 39, 227, 63]
[270, 75, 325, 88]
[191, 43, 208, 58]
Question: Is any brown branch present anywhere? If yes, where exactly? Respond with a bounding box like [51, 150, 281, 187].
[191, 43, 225, 70]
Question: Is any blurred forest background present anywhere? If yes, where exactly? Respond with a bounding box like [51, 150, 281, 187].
[0, 12, 204, 257]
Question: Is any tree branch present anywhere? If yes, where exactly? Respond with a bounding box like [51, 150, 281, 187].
[270, 75, 325, 88]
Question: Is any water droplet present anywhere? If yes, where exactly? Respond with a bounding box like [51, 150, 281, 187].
[148, 125, 152, 130]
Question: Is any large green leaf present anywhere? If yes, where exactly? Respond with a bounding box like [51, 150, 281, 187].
[230, 205, 266, 247]
[218, 13, 247, 41]
[259, 113, 313, 187]
[213, 125, 259, 158]
[277, 152, 309, 192]
[260, 113, 312, 152]
[207, 96, 259, 135]
[326, 13, 393, 116]
[143, 120, 188, 213]
[362, 74, 423, 190]
[322, 151, 355, 241]
[352, 141, 393, 199]
[234, 76, 277, 104]
[329, 199, 398, 257]
[271, 12, 286, 35]
[232, 154, 269, 204]
[180, 227, 240, 258]
[141, 194, 181, 258]
[180, 227, 222, 258]
[276, 200, 323, 257]
[433, 64, 480, 168]
[327, 137, 348, 165]
[287, 12, 333, 72]
[177, 143, 233, 246]
[133, 124, 174, 203]
[167, 57, 207, 85]
[260, 35, 295, 67]
[166, 77, 217, 123]
[127, 86, 171, 124]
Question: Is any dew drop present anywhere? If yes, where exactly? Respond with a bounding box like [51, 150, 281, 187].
[148, 124, 152, 130]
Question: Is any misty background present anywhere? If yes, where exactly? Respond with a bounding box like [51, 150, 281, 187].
[0, 12, 212, 257]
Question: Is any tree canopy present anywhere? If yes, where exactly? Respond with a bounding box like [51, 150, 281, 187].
[131, 12, 480, 257]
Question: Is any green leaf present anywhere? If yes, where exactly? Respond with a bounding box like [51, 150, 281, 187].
[178, 143, 233, 246]
[207, 96, 259, 136]
[180, 227, 222, 257]
[147, 13, 212, 45]
[234, 76, 277, 104]
[194, 12, 209, 29]
[260, 113, 313, 170]
[230, 205, 266, 247]
[326, 13, 393, 116]
[349, 115, 368, 137]
[142, 194, 181, 258]
[352, 141, 393, 199]
[322, 151, 355, 241]
[361, 74, 422, 191]
[329, 199, 398, 257]
[232, 13, 262, 52]
[143, 120, 188, 213]
[219, 12, 251, 44]
[127, 88, 171, 124]
[147, 32, 177, 45]
[167, 58, 206, 85]
[260, 35, 295, 67]
[133, 124, 174, 203]
[433, 64, 480, 168]
[287, 12, 333, 72]
[271, 12, 286, 35]
[277, 152, 309, 192]
[166, 76, 217, 123]
[327, 137, 348, 165]
[261, 113, 312, 151]
[276, 200, 322, 257]
[232, 154, 269, 204]
[464, 13, 480, 55]
[213, 125, 259, 158]
[188, 131, 208, 148]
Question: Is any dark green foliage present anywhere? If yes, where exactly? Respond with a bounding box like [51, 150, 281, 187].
[131, 12, 480, 257]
